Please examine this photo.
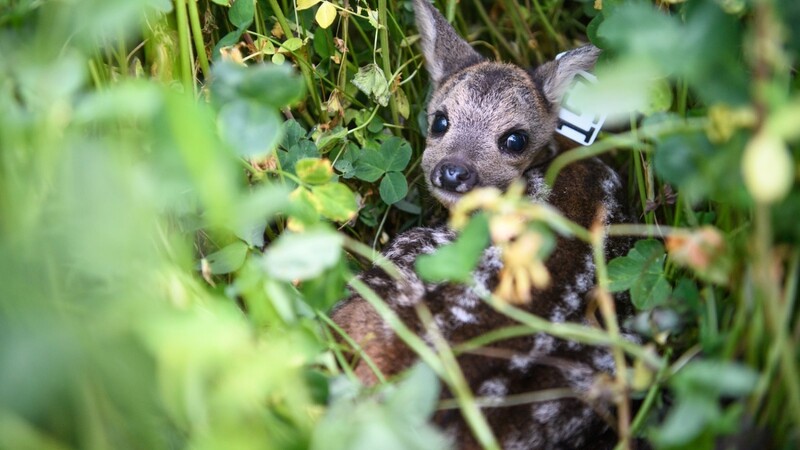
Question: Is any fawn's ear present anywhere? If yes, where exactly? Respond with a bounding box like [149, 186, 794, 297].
[534, 45, 601, 105]
[413, 0, 484, 87]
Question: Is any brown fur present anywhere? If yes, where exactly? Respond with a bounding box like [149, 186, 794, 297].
[331, 1, 636, 448]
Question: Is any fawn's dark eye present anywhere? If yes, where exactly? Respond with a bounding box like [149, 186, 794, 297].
[430, 113, 449, 135]
[500, 131, 528, 154]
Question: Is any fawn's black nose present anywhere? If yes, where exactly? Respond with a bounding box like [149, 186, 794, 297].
[434, 160, 478, 193]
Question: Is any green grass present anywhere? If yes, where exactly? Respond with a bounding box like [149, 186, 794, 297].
[0, 0, 799, 449]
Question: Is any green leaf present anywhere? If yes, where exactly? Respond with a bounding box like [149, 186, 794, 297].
[416, 214, 490, 283]
[229, 0, 254, 28]
[379, 171, 408, 205]
[211, 62, 304, 108]
[650, 395, 719, 448]
[233, 184, 291, 247]
[263, 228, 343, 281]
[204, 241, 249, 275]
[310, 183, 358, 222]
[315, 126, 348, 152]
[236, 63, 305, 108]
[333, 143, 358, 179]
[353, 147, 386, 182]
[280, 119, 309, 150]
[296, 158, 334, 185]
[380, 137, 412, 172]
[281, 37, 304, 52]
[313, 27, 334, 59]
[280, 140, 320, 174]
[217, 100, 282, 158]
[352, 63, 390, 107]
[288, 187, 322, 227]
[367, 117, 384, 134]
[607, 239, 671, 309]
[672, 360, 759, 398]
[386, 363, 440, 422]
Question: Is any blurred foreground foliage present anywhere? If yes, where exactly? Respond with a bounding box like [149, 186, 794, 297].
[0, 0, 798, 449]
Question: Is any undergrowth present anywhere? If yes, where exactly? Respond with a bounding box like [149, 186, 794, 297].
[0, 0, 798, 449]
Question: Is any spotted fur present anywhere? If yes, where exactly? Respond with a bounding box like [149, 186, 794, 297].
[330, 1, 637, 448]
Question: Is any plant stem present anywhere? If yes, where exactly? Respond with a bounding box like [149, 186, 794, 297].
[266, 0, 322, 116]
[470, 0, 520, 61]
[173, 0, 195, 92]
[531, 0, 564, 49]
[348, 277, 445, 375]
[544, 118, 708, 187]
[186, 0, 211, 80]
[378, 0, 400, 128]
[754, 204, 800, 428]
[481, 293, 665, 369]
[592, 225, 631, 450]
[415, 305, 500, 450]
[318, 311, 388, 384]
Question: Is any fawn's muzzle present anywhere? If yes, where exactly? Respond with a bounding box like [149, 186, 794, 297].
[432, 160, 479, 193]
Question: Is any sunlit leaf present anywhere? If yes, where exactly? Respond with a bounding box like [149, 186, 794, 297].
[281, 37, 304, 52]
[288, 187, 322, 228]
[263, 229, 343, 281]
[310, 183, 358, 222]
[315, 1, 337, 29]
[296, 0, 322, 10]
[742, 131, 794, 204]
[296, 158, 334, 185]
[394, 87, 410, 119]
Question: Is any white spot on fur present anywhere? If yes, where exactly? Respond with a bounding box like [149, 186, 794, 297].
[532, 401, 561, 423]
[509, 353, 534, 371]
[533, 333, 555, 353]
[503, 429, 544, 450]
[600, 167, 621, 223]
[593, 348, 615, 373]
[449, 306, 476, 324]
[550, 306, 566, 323]
[564, 290, 580, 310]
[561, 364, 593, 392]
[526, 170, 552, 203]
[393, 271, 425, 307]
[478, 377, 508, 398]
[470, 246, 502, 300]
[575, 254, 595, 292]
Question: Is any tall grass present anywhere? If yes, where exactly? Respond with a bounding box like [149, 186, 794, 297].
[0, 0, 798, 449]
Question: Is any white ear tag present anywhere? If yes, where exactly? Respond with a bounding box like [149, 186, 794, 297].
[554, 52, 606, 146]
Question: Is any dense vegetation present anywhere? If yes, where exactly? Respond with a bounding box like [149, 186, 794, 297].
[0, 0, 798, 449]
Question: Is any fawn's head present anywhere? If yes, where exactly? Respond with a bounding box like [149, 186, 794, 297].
[413, 0, 600, 208]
